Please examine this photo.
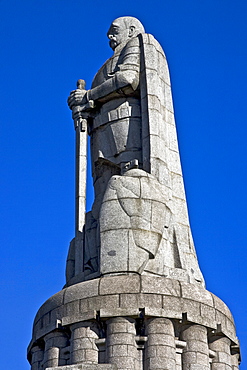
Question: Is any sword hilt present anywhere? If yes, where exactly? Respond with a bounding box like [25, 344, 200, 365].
[77, 79, 86, 90]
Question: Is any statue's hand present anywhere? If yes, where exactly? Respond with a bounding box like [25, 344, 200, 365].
[67, 89, 87, 110]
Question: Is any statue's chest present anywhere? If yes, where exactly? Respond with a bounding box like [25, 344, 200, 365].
[92, 55, 121, 87]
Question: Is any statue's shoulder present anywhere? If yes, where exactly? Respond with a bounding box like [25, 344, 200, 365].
[121, 36, 141, 55]
[139, 33, 165, 56]
[122, 33, 164, 52]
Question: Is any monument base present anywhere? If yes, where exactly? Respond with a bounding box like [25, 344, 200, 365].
[47, 365, 117, 370]
[28, 275, 240, 369]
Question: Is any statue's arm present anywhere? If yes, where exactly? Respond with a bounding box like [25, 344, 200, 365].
[68, 38, 140, 109]
[88, 38, 140, 103]
[68, 69, 138, 110]
[88, 69, 139, 102]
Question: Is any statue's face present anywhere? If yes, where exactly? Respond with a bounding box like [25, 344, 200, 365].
[107, 19, 129, 50]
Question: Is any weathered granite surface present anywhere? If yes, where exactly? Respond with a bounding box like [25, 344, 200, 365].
[28, 275, 238, 346]
[66, 16, 204, 286]
[28, 16, 240, 369]
[47, 366, 117, 370]
[28, 275, 240, 369]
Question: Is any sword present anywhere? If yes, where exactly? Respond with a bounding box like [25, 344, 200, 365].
[71, 79, 94, 275]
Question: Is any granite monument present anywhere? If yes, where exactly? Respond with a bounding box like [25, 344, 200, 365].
[28, 16, 240, 370]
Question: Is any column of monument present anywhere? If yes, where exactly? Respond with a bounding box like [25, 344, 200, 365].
[28, 16, 240, 370]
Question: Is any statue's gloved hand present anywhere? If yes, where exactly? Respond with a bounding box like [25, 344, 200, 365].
[67, 89, 88, 110]
[72, 109, 87, 122]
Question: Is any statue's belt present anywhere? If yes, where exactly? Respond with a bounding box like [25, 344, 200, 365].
[93, 98, 141, 129]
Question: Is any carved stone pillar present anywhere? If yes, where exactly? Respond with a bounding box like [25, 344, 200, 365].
[181, 324, 210, 370]
[144, 318, 176, 370]
[43, 331, 68, 369]
[70, 322, 99, 365]
[209, 336, 232, 369]
[106, 317, 138, 369]
[30, 345, 44, 370]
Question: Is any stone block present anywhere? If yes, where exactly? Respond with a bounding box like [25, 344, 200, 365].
[70, 349, 87, 363]
[215, 309, 227, 332]
[128, 241, 150, 273]
[172, 173, 186, 200]
[187, 339, 209, 353]
[151, 201, 171, 231]
[64, 279, 99, 304]
[107, 320, 134, 335]
[80, 295, 119, 313]
[99, 275, 141, 295]
[200, 303, 217, 329]
[118, 176, 141, 198]
[43, 312, 50, 327]
[111, 344, 128, 357]
[107, 333, 136, 346]
[181, 298, 201, 322]
[188, 366, 210, 370]
[146, 356, 176, 369]
[144, 307, 168, 318]
[65, 300, 80, 317]
[141, 276, 181, 296]
[166, 109, 175, 125]
[148, 94, 161, 112]
[144, 43, 159, 71]
[162, 296, 183, 319]
[34, 290, 65, 324]
[182, 351, 197, 364]
[100, 229, 129, 273]
[62, 310, 97, 326]
[181, 283, 214, 306]
[122, 198, 152, 222]
[146, 71, 159, 96]
[72, 337, 96, 350]
[50, 305, 64, 323]
[172, 197, 189, 226]
[156, 344, 176, 357]
[211, 293, 234, 322]
[35, 320, 62, 342]
[100, 199, 131, 232]
[168, 149, 182, 175]
[167, 122, 179, 152]
[147, 333, 175, 347]
[47, 365, 117, 370]
[100, 307, 140, 318]
[106, 356, 136, 369]
[218, 352, 232, 365]
[120, 293, 162, 309]
[165, 82, 173, 112]
[225, 317, 237, 342]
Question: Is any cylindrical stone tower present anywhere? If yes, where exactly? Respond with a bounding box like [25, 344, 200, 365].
[28, 16, 240, 370]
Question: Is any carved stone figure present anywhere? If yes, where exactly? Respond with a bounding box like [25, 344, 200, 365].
[67, 16, 204, 285]
[28, 17, 240, 370]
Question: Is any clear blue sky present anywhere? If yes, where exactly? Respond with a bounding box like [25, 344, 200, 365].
[0, 1, 246, 368]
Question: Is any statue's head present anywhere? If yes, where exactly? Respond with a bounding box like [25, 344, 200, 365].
[107, 16, 145, 51]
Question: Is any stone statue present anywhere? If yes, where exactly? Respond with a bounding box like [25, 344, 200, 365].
[27, 18, 240, 370]
[67, 16, 204, 286]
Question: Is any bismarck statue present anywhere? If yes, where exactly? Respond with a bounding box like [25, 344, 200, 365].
[28, 17, 240, 370]
[67, 16, 204, 285]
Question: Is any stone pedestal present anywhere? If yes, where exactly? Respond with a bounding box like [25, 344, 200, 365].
[28, 275, 240, 369]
